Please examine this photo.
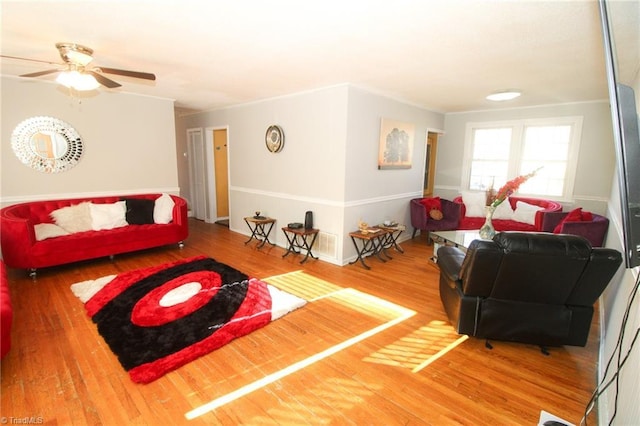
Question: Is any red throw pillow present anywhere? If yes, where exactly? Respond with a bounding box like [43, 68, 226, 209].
[419, 197, 441, 211]
[420, 197, 443, 221]
[553, 208, 591, 233]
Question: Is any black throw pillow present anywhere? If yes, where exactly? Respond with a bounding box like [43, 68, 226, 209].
[123, 198, 155, 225]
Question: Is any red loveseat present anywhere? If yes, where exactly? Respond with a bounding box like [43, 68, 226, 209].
[0, 194, 188, 277]
[453, 196, 562, 232]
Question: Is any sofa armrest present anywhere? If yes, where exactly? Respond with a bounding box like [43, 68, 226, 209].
[170, 195, 188, 227]
[541, 211, 566, 233]
[0, 207, 37, 268]
[410, 198, 428, 229]
[440, 199, 462, 226]
[452, 196, 466, 217]
[436, 246, 466, 285]
[568, 248, 622, 305]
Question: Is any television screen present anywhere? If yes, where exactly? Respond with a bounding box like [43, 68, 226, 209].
[599, 0, 640, 268]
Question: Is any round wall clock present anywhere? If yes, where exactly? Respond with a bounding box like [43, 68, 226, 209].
[265, 125, 284, 153]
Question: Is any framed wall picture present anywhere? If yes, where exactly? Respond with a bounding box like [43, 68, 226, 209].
[378, 118, 414, 170]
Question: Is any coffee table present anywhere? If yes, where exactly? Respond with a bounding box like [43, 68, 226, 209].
[429, 230, 483, 262]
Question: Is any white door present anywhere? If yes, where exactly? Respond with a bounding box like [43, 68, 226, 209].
[187, 128, 207, 220]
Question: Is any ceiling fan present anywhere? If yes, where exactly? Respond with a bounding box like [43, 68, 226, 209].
[1, 42, 156, 90]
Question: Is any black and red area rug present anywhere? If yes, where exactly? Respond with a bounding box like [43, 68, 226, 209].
[71, 256, 306, 384]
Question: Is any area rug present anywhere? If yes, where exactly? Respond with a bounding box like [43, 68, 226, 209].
[70, 256, 306, 384]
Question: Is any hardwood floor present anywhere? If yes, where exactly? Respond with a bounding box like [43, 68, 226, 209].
[1, 219, 599, 425]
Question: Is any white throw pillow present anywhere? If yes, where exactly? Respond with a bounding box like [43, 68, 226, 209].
[512, 201, 544, 225]
[460, 191, 487, 218]
[50, 202, 93, 233]
[492, 199, 514, 220]
[90, 201, 128, 231]
[154, 193, 175, 224]
[34, 223, 71, 241]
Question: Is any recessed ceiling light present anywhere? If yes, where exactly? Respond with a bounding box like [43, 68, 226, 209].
[486, 90, 521, 101]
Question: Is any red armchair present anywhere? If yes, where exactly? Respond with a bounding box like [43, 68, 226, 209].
[541, 210, 610, 247]
[410, 198, 461, 239]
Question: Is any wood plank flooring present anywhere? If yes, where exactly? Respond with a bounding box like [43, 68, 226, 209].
[1, 219, 599, 425]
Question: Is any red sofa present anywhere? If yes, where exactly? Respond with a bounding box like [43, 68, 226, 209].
[1, 260, 11, 358]
[0, 194, 188, 277]
[453, 196, 562, 232]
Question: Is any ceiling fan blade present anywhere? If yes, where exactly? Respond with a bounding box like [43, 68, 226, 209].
[97, 67, 156, 81]
[87, 70, 122, 88]
[20, 69, 60, 78]
[1, 54, 60, 66]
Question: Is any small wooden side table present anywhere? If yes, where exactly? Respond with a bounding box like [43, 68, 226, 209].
[281, 227, 319, 264]
[348, 228, 391, 269]
[378, 223, 406, 253]
[244, 216, 276, 248]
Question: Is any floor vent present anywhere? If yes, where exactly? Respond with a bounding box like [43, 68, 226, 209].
[315, 231, 337, 258]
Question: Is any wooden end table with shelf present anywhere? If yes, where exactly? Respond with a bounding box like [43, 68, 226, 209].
[244, 216, 276, 248]
[378, 223, 406, 253]
[281, 227, 319, 264]
[348, 228, 392, 269]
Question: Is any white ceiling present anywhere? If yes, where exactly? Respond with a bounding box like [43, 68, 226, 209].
[1, 0, 638, 113]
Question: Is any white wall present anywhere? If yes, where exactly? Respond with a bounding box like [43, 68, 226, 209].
[1, 77, 179, 206]
[598, 71, 640, 424]
[437, 101, 616, 214]
[341, 86, 445, 261]
[599, 183, 640, 425]
[176, 84, 445, 264]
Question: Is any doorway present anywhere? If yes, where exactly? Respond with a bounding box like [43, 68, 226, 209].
[187, 128, 207, 220]
[212, 128, 229, 222]
[187, 127, 230, 224]
[423, 132, 439, 197]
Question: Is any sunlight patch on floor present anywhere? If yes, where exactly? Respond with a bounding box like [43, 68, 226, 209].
[244, 377, 383, 424]
[185, 272, 415, 420]
[362, 320, 469, 372]
[262, 270, 343, 301]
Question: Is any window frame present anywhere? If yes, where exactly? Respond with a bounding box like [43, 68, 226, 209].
[461, 116, 583, 201]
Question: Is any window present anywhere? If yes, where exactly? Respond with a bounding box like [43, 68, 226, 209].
[463, 117, 583, 200]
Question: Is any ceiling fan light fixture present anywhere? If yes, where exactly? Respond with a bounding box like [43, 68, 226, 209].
[6, 42, 155, 90]
[486, 90, 522, 101]
[56, 70, 100, 91]
[56, 42, 94, 66]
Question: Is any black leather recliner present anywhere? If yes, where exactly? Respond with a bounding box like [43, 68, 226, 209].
[437, 232, 622, 347]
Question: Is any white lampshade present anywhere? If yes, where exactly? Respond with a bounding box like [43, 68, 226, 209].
[56, 71, 100, 91]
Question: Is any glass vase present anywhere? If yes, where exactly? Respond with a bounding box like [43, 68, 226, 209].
[479, 205, 496, 239]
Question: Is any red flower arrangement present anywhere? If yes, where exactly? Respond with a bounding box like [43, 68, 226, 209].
[489, 167, 541, 208]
